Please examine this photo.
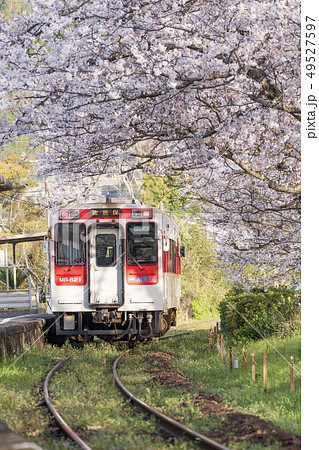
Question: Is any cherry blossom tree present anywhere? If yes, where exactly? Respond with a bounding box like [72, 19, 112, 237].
[0, 0, 300, 286]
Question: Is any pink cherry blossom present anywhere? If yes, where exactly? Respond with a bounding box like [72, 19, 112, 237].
[0, 0, 300, 287]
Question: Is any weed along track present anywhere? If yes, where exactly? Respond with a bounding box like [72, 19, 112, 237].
[43, 346, 226, 450]
[114, 331, 301, 450]
[39, 342, 185, 449]
[44, 355, 93, 450]
[35, 329, 300, 449]
[0, 323, 300, 450]
[113, 348, 229, 450]
[43, 340, 228, 449]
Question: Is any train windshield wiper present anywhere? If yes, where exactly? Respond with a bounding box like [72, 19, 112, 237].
[129, 254, 144, 270]
[66, 256, 80, 271]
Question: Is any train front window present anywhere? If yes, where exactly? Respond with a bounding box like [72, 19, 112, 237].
[55, 223, 86, 266]
[127, 222, 157, 266]
[96, 234, 116, 267]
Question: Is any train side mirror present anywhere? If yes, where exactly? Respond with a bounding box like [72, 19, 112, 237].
[180, 246, 185, 258]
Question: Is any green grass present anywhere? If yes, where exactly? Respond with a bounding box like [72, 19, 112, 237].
[206, 335, 301, 433]
[0, 341, 192, 449]
[117, 325, 301, 449]
[0, 323, 301, 449]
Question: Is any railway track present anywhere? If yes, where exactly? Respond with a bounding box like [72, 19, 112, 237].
[44, 337, 229, 450]
[43, 355, 92, 450]
[113, 349, 229, 450]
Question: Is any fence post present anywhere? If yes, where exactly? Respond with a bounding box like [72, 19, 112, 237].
[213, 326, 217, 353]
[251, 353, 256, 383]
[263, 352, 268, 391]
[216, 333, 221, 355]
[242, 347, 247, 372]
[221, 335, 226, 364]
[229, 346, 233, 371]
[290, 356, 294, 392]
[210, 327, 214, 352]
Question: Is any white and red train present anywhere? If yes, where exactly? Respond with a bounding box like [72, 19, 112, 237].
[47, 198, 184, 344]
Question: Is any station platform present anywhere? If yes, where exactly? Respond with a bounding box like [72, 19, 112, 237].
[0, 312, 51, 449]
[0, 311, 54, 359]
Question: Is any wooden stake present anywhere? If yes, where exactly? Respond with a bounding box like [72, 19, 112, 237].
[251, 353, 256, 383]
[213, 326, 217, 353]
[221, 335, 226, 364]
[229, 346, 233, 371]
[290, 356, 294, 392]
[209, 327, 214, 352]
[242, 347, 247, 372]
[263, 352, 268, 391]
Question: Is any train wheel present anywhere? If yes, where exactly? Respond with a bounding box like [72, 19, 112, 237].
[128, 338, 137, 349]
[45, 332, 67, 347]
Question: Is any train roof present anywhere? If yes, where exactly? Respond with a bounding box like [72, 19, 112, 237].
[51, 199, 178, 227]
[55, 198, 168, 214]
[56, 197, 142, 209]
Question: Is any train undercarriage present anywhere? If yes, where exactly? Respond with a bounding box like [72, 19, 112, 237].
[47, 308, 177, 346]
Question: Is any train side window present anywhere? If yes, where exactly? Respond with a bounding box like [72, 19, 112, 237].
[55, 223, 86, 266]
[96, 234, 116, 267]
[168, 239, 176, 273]
[127, 222, 157, 266]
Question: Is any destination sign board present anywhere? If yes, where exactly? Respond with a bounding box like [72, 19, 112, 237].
[89, 208, 121, 218]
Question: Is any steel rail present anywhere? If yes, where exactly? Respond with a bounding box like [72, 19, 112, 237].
[44, 355, 92, 450]
[113, 349, 229, 450]
[154, 331, 191, 340]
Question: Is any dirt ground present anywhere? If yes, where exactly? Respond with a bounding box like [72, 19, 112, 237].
[146, 351, 301, 449]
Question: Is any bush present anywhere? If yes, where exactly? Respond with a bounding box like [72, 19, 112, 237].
[219, 287, 301, 342]
[191, 290, 219, 320]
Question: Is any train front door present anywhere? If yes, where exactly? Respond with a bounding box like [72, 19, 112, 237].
[89, 226, 122, 305]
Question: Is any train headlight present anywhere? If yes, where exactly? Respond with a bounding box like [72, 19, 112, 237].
[132, 209, 152, 218]
[59, 210, 80, 220]
[63, 314, 76, 330]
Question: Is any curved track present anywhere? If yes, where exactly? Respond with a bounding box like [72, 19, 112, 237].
[43, 355, 92, 450]
[113, 349, 229, 450]
[44, 336, 229, 450]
